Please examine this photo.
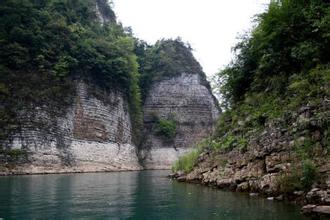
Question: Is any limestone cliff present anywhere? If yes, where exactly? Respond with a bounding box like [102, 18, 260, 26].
[0, 82, 141, 174]
[136, 39, 220, 169]
[0, 2, 220, 174]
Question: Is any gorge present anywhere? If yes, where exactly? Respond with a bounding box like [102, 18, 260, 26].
[0, 0, 329, 218]
[0, 0, 219, 174]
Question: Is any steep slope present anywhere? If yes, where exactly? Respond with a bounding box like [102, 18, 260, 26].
[0, 2, 219, 174]
[0, 0, 142, 174]
[1, 82, 141, 174]
[138, 40, 220, 169]
[172, 0, 329, 215]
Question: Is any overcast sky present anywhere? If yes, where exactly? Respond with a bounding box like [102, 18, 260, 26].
[112, 0, 269, 77]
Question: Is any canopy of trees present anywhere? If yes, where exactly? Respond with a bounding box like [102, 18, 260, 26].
[135, 38, 211, 100]
[0, 0, 142, 143]
[216, 0, 329, 107]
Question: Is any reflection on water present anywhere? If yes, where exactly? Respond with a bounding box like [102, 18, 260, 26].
[0, 171, 308, 220]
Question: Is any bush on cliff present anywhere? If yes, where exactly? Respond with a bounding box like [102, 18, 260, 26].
[154, 118, 177, 140]
[277, 160, 318, 193]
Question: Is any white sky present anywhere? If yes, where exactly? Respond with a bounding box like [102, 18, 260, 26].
[112, 0, 269, 77]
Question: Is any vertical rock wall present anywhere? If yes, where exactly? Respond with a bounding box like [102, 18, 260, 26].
[2, 82, 141, 174]
[140, 73, 219, 169]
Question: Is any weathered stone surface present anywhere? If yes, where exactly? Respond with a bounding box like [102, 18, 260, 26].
[2, 82, 142, 174]
[171, 100, 329, 214]
[94, 0, 115, 25]
[141, 73, 219, 169]
[306, 188, 329, 204]
[302, 205, 330, 216]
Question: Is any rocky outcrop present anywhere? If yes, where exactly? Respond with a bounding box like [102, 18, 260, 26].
[171, 101, 329, 216]
[140, 73, 219, 169]
[95, 0, 116, 25]
[0, 2, 220, 174]
[0, 82, 142, 174]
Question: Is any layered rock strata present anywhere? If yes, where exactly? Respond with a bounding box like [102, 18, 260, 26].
[171, 102, 329, 216]
[0, 82, 142, 174]
[140, 73, 219, 169]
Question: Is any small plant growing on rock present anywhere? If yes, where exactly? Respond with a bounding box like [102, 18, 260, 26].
[154, 119, 177, 140]
[172, 149, 200, 173]
[301, 160, 317, 189]
[277, 160, 317, 193]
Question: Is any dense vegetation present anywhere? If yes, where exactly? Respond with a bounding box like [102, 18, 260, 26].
[135, 38, 211, 101]
[0, 1, 212, 148]
[217, 0, 329, 106]
[173, 0, 329, 181]
[213, 0, 329, 150]
[0, 0, 142, 144]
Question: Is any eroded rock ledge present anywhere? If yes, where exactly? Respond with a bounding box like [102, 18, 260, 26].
[171, 103, 329, 217]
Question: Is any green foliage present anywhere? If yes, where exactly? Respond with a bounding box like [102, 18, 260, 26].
[301, 160, 317, 189]
[211, 0, 329, 153]
[0, 148, 25, 159]
[294, 137, 314, 159]
[209, 135, 248, 152]
[287, 65, 329, 110]
[0, 0, 142, 144]
[172, 149, 200, 173]
[7, 149, 24, 158]
[127, 53, 143, 144]
[215, 0, 329, 106]
[136, 38, 212, 101]
[277, 171, 303, 193]
[154, 119, 177, 140]
[278, 160, 317, 193]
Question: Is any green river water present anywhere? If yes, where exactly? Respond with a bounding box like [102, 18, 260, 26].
[0, 170, 309, 219]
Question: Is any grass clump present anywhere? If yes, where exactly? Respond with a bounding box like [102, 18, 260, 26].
[172, 149, 200, 173]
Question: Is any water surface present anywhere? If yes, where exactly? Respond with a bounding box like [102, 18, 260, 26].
[0, 170, 308, 219]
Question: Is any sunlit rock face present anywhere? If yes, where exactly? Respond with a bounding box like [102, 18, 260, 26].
[140, 73, 220, 169]
[3, 82, 142, 174]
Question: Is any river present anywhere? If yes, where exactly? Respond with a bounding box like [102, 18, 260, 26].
[0, 170, 308, 219]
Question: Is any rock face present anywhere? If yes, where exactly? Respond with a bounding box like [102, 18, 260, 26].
[0, 82, 142, 174]
[95, 0, 116, 25]
[171, 101, 329, 211]
[140, 73, 219, 169]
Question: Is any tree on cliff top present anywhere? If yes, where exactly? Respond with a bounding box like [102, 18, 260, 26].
[216, 0, 329, 107]
[0, 0, 142, 145]
[136, 38, 211, 101]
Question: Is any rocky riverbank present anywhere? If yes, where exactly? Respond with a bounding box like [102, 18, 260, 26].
[170, 162, 329, 218]
[170, 102, 330, 218]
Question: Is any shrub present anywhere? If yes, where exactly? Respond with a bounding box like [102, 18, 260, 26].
[277, 160, 317, 193]
[301, 160, 317, 189]
[0, 149, 25, 161]
[172, 149, 200, 173]
[277, 171, 303, 193]
[294, 137, 314, 159]
[154, 119, 176, 140]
